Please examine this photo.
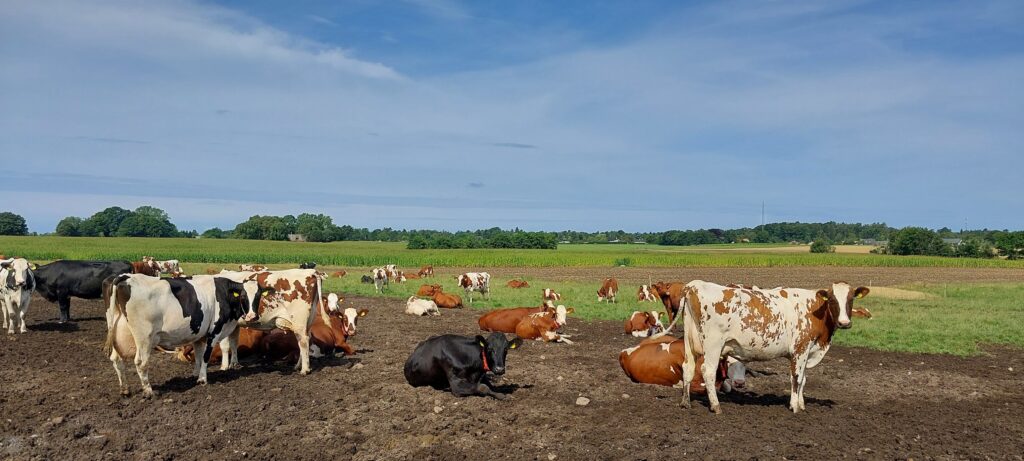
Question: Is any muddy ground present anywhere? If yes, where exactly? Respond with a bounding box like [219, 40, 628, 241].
[2, 294, 1022, 460]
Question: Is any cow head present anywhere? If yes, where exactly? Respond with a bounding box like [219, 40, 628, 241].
[217, 279, 272, 322]
[648, 310, 664, 334]
[554, 305, 574, 327]
[476, 332, 523, 376]
[341, 307, 369, 336]
[1, 258, 34, 290]
[542, 288, 561, 301]
[720, 358, 748, 392]
[815, 282, 869, 329]
[325, 292, 343, 314]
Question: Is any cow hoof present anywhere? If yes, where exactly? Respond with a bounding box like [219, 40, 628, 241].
[120, 389, 131, 397]
[141, 391, 154, 399]
[679, 400, 691, 409]
[711, 407, 722, 415]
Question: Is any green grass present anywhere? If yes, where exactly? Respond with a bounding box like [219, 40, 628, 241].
[834, 283, 1024, 355]
[3, 236, 1024, 268]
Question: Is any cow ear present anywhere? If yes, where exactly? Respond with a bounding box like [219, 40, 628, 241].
[358, 309, 369, 317]
[30, 263, 38, 270]
[230, 288, 242, 299]
[508, 338, 523, 350]
[816, 289, 830, 301]
[565, 307, 575, 315]
[854, 287, 870, 299]
[475, 335, 487, 349]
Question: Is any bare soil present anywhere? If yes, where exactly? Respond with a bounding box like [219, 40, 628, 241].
[2, 294, 1022, 460]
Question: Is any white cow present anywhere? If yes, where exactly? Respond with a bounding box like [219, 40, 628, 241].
[104, 274, 264, 397]
[405, 296, 440, 316]
[0, 258, 35, 334]
[673, 280, 869, 413]
[457, 272, 491, 303]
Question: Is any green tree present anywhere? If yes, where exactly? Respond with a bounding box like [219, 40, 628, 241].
[887, 227, 951, 256]
[295, 213, 338, 242]
[0, 212, 28, 235]
[115, 206, 177, 237]
[955, 237, 994, 258]
[995, 231, 1024, 260]
[201, 227, 227, 239]
[810, 239, 835, 253]
[83, 206, 131, 237]
[55, 216, 84, 236]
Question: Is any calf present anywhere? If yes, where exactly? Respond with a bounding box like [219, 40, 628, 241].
[416, 284, 443, 297]
[406, 296, 440, 316]
[597, 278, 618, 303]
[676, 280, 869, 413]
[432, 292, 463, 309]
[404, 333, 522, 399]
[637, 284, 657, 302]
[331, 270, 347, 278]
[618, 335, 746, 394]
[542, 288, 561, 302]
[35, 260, 133, 323]
[103, 274, 265, 397]
[506, 279, 530, 288]
[457, 272, 490, 303]
[418, 265, 434, 277]
[515, 305, 574, 344]
[1, 258, 35, 334]
[650, 281, 684, 322]
[624, 310, 664, 337]
[478, 302, 555, 333]
[372, 268, 388, 293]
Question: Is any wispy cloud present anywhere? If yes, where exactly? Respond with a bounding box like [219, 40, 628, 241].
[67, 136, 150, 145]
[468, 182, 484, 188]
[306, 14, 337, 27]
[490, 142, 537, 149]
[401, 0, 471, 21]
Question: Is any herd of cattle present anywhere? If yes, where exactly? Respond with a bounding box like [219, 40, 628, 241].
[0, 255, 874, 413]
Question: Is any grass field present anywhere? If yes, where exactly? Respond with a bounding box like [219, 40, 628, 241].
[3, 236, 1023, 268]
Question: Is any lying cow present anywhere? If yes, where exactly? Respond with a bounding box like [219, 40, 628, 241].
[174, 327, 265, 365]
[416, 284, 442, 297]
[406, 296, 440, 316]
[331, 270, 347, 278]
[618, 335, 746, 394]
[515, 305, 574, 344]
[239, 264, 267, 272]
[360, 275, 373, 284]
[637, 284, 657, 302]
[404, 333, 522, 399]
[852, 307, 873, 318]
[478, 301, 555, 333]
[674, 280, 869, 413]
[404, 272, 421, 280]
[597, 277, 618, 303]
[299, 262, 317, 269]
[458, 272, 490, 303]
[624, 310, 664, 337]
[1, 258, 35, 334]
[35, 260, 133, 323]
[432, 292, 463, 309]
[542, 288, 561, 302]
[394, 271, 408, 283]
[104, 274, 265, 397]
[418, 265, 434, 277]
[506, 279, 529, 289]
[258, 294, 369, 361]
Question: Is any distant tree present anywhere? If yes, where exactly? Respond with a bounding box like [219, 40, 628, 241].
[0, 212, 28, 235]
[55, 216, 84, 236]
[809, 239, 835, 253]
[115, 206, 177, 237]
[83, 206, 131, 237]
[201, 227, 227, 239]
[887, 227, 951, 256]
[295, 213, 337, 242]
[995, 231, 1024, 260]
[955, 237, 994, 259]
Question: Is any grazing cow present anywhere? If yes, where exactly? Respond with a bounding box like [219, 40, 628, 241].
[674, 280, 869, 413]
[372, 268, 388, 293]
[131, 260, 160, 277]
[597, 278, 619, 303]
[650, 281, 684, 322]
[418, 265, 434, 278]
[1, 258, 35, 334]
[852, 307, 873, 318]
[618, 335, 747, 394]
[542, 288, 561, 302]
[506, 279, 530, 289]
[624, 310, 664, 337]
[514, 305, 574, 344]
[416, 284, 443, 297]
[477, 302, 555, 333]
[239, 264, 267, 272]
[457, 272, 490, 303]
[404, 333, 522, 399]
[331, 270, 347, 278]
[299, 262, 317, 269]
[432, 292, 463, 309]
[217, 269, 329, 375]
[34, 260, 133, 323]
[103, 274, 265, 397]
[405, 296, 440, 316]
[360, 275, 373, 284]
[637, 284, 657, 302]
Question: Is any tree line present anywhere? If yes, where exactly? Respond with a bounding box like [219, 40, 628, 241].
[0, 208, 1021, 257]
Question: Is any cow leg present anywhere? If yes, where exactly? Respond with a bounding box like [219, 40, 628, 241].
[339, 342, 355, 356]
[220, 330, 239, 370]
[701, 343, 726, 414]
[294, 331, 312, 375]
[1, 297, 9, 332]
[790, 356, 810, 412]
[193, 340, 209, 384]
[109, 349, 130, 397]
[57, 292, 72, 323]
[447, 370, 504, 400]
[679, 345, 697, 409]
[15, 296, 28, 333]
[133, 342, 155, 398]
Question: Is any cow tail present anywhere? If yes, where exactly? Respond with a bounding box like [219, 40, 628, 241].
[682, 287, 705, 356]
[657, 298, 684, 336]
[315, 275, 329, 327]
[103, 276, 129, 355]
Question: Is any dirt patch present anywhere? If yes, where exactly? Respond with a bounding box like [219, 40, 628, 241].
[1, 295, 1022, 460]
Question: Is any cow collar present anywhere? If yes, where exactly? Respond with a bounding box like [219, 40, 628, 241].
[480, 347, 491, 372]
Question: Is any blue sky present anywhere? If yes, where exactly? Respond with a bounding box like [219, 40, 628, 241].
[1, 0, 1021, 233]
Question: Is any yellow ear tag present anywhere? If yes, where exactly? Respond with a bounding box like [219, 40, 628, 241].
[509, 343, 517, 349]
[479, 342, 486, 348]
[232, 292, 239, 298]
[856, 292, 865, 299]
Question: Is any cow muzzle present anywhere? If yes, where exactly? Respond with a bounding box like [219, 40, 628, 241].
[491, 366, 505, 375]
[243, 312, 258, 322]
[838, 320, 852, 329]
[731, 379, 746, 389]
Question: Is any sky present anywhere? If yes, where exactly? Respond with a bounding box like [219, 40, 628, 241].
[1, 0, 1022, 233]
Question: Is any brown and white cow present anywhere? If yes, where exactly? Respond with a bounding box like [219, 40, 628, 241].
[650, 281, 684, 322]
[852, 307, 873, 318]
[131, 260, 160, 277]
[673, 280, 868, 413]
[416, 284, 443, 297]
[217, 269, 330, 375]
[383, 264, 399, 280]
[457, 272, 490, 303]
[506, 279, 530, 289]
[542, 288, 561, 302]
[515, 305, 574, 344]
[624, 310, 664, 337]
[239, 264, 267, 272]
[331, 270, 347, 278]
[478, 301, 555, 333]
[432, 292, 464, 309]
[142, 257, 183, 277]
[417, 265, 434, 278]
[597, 277, 618, 303]
[406, 296, 440, 316]
[618, 335, 746, 394]
[372, 268, 388, 293]
[637, 284, 657, 302]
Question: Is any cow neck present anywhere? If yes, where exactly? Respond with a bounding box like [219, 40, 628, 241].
[820, 296, 840, 342]
[480, 346, 490, 372]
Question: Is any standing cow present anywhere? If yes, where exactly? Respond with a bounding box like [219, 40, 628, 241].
[0, 258, 35, 334]
[34, 260, 133, 323]
[597, 278, 618, 303]
[103, 274, 266, 397]
[458, 272, 490, 303]
[675, 280, 868, 413]
[372, 268, 389, 293]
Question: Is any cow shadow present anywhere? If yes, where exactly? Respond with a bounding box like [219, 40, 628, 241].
[716, 392, 835, 409]
[489, 383, 532, 395]
[30, 322, 81, 332]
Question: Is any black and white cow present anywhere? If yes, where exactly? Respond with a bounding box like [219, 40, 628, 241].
[0, 258, 36, 334]
[299, 262, 317, 269]
[103, 274, 268, 397]
[34, 260, 133, 323]
[404, 333, 522, 399]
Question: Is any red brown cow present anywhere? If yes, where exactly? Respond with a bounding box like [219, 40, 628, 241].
[852, 307, 873, 318]
[597, 278, 619, 303]
[432, 292, 463, 309]
[131, 260, 160, 277]
[542, 288, 561, 302]
[506, 279, 530, 288]
[624, 310, 664, 337]
[650, 281, 684, 322]
[478, 302, 555, 333]
[175, 327, 266, 364]
[618, 335, 746, 394]
[418, 265, 434, 277]
[405, 272, 421, 280]
[637, 284, 657, 302]
[417, 284, 443, 297]
[331, 270, 347, 278]
[514, 305, 574, 344]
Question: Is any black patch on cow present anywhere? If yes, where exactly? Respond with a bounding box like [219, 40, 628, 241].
[163, 278, 204, 334]
[299, 262, 317, 269]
